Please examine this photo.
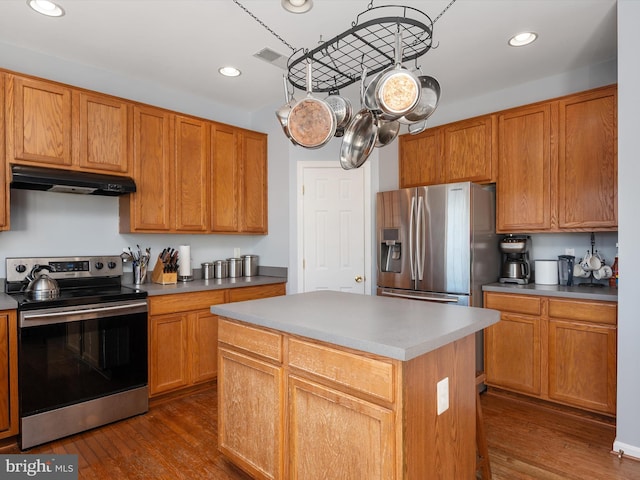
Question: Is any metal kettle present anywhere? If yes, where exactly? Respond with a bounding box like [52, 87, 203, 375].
[24, 265, 60, 300]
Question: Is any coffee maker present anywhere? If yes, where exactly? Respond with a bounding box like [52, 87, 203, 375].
[499, 235, 531, 284]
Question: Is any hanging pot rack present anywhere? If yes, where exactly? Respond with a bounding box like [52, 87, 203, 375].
[286, 4, 434, 93]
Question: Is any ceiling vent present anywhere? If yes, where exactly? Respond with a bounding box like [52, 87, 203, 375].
[253, 48, 289, 70]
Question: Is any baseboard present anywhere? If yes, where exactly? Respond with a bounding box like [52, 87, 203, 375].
[613, 440, 640, 461]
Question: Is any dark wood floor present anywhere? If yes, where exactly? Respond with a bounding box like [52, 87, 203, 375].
[2, 385, 639, 479]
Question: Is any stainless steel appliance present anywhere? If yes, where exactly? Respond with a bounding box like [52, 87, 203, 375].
[5, 255, 148, 450]
[377, 182, 499, 305]
[376, 182, 499, 371]
[498, 235, 531, 284]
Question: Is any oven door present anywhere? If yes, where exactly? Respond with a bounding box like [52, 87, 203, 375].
[18, 300, 148, 418]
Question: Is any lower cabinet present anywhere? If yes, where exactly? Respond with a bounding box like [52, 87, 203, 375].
[148, 284, 286, 398]
[484, 292, 617, 415]
[0, 310, 18, 439]
[218, 318, 476, 480]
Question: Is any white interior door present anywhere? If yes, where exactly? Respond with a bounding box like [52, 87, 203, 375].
[299, 162, 368, 294]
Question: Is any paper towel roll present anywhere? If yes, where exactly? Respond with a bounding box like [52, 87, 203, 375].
[178, 245, 191, 277]
[535, 259, 558, 285]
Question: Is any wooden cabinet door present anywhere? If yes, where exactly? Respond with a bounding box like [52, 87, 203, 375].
[174, 115, 209, 232]
[190, 310, 218, 384]
[0, 311, 18, 438]
[557, 86, 617, 230]
[76, 92, 130, 174]
[485, 311, 542, 395]
[497, 103, 553, 232]
[0, 73, 8, 230]
[129, 105, 172, 231]
[227, 283, 286, 303]
[240, 130, 268, 233]
[149, 313, 189, 396]
[218, 347, 283, 480]
[288, 376, 395, 480]
[7, 74, 73, 167]
[398, 129, 443, 187]
[443, 114, 496, 183]
[548, 320, 616, 414]
[211, 123, 239, 232]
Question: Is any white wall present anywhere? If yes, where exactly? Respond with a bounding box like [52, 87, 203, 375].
[614, 0, 640, 460]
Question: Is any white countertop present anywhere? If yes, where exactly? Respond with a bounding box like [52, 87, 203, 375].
[211, 290, 500, 361]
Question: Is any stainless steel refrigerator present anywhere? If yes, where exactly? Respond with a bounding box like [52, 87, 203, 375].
[376, 182, 500, 368]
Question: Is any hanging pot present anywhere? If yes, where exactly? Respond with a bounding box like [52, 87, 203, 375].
[275, 75, 297, 145]
[287, 62, 337, 149]
[366, 32, 421, 119]
[398, 75, 441, 125]
[324, 92, 353, 137]
[24, 265, 59, 300]
[375, 118, 400, 147]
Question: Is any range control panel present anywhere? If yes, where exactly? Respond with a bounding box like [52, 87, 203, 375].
[5, 256, 123, 283]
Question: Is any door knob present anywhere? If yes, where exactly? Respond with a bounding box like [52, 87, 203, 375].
[355, 275, 364, 283]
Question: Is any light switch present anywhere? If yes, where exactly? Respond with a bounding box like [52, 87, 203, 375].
[437, 377, 449, 415]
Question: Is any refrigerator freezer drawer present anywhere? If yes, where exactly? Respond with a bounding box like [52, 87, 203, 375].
[378, 288, 470, 306]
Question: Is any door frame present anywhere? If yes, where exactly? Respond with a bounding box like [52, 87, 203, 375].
[296, 160, 373, 295]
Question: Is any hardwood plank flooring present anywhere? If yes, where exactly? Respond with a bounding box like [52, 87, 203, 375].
[1, 385, 639, 479]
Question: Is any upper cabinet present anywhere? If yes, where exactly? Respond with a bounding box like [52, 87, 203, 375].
[1, 73, 8, 231]
[557, 87, 617, 230]
[211, 125, 268, 234]
[5, 73, 131, 175]
[120, 105, 173, 232]
[399, 114, 496, 188]
[76, 91, 130, 174]
[6, 75, 73, 168]
[497, 85, 617, 233]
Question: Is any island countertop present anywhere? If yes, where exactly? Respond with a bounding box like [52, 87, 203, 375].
[210, 290, 500, 361]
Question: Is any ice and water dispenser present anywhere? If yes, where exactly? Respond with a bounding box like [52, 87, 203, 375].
[380, 228, 402, 273]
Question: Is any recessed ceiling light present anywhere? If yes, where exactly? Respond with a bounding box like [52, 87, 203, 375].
[27, 0, 65, 17]
[508, 32, 538, 47]
[218, 66, 242, 78]
[282, 0, 313, 14]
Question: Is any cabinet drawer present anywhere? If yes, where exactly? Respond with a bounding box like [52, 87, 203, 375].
[484, 292, 542, 316]
[149, 290, 227, 315]
[218, 318, 282, 362]
[227, 283, 286, 303]
[288, 338, 395, 403]
[548, 299, 617, 325]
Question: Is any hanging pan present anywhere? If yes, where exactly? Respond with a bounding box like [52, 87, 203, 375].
[275, 75, 297, 145]
[288, 62, 336, 149]
[340, 66, 379, 170]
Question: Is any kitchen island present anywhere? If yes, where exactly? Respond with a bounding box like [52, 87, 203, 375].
[211, 291, 499, 479]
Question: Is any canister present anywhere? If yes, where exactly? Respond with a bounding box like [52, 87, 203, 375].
[535, 259, 558, 285]
[226, 258, 243, 278]
[201, 262, 214, 280]
[241, 254, 259, 277]
[213, 260, 229, 279]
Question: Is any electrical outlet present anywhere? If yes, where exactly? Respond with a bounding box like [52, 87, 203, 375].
[233, 248, 240, 258]
[437, 377, 449, 415]
[565, 248, 575, 256]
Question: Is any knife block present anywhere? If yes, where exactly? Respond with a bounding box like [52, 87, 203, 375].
[151, 260, 177, 285]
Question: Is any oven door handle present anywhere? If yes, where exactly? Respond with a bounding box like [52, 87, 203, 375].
[20, 300, 148, 327]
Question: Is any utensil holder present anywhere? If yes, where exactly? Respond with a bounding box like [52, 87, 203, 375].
[151, 260, 177, 285]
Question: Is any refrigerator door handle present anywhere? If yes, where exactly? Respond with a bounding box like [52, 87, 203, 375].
[409, 195, 416, 280]
[416, 195, 426, 281]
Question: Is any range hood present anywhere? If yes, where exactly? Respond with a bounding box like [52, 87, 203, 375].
[10, 165, 136, 196]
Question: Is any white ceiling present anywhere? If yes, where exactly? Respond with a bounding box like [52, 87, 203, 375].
[0, 0, 617, 113]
